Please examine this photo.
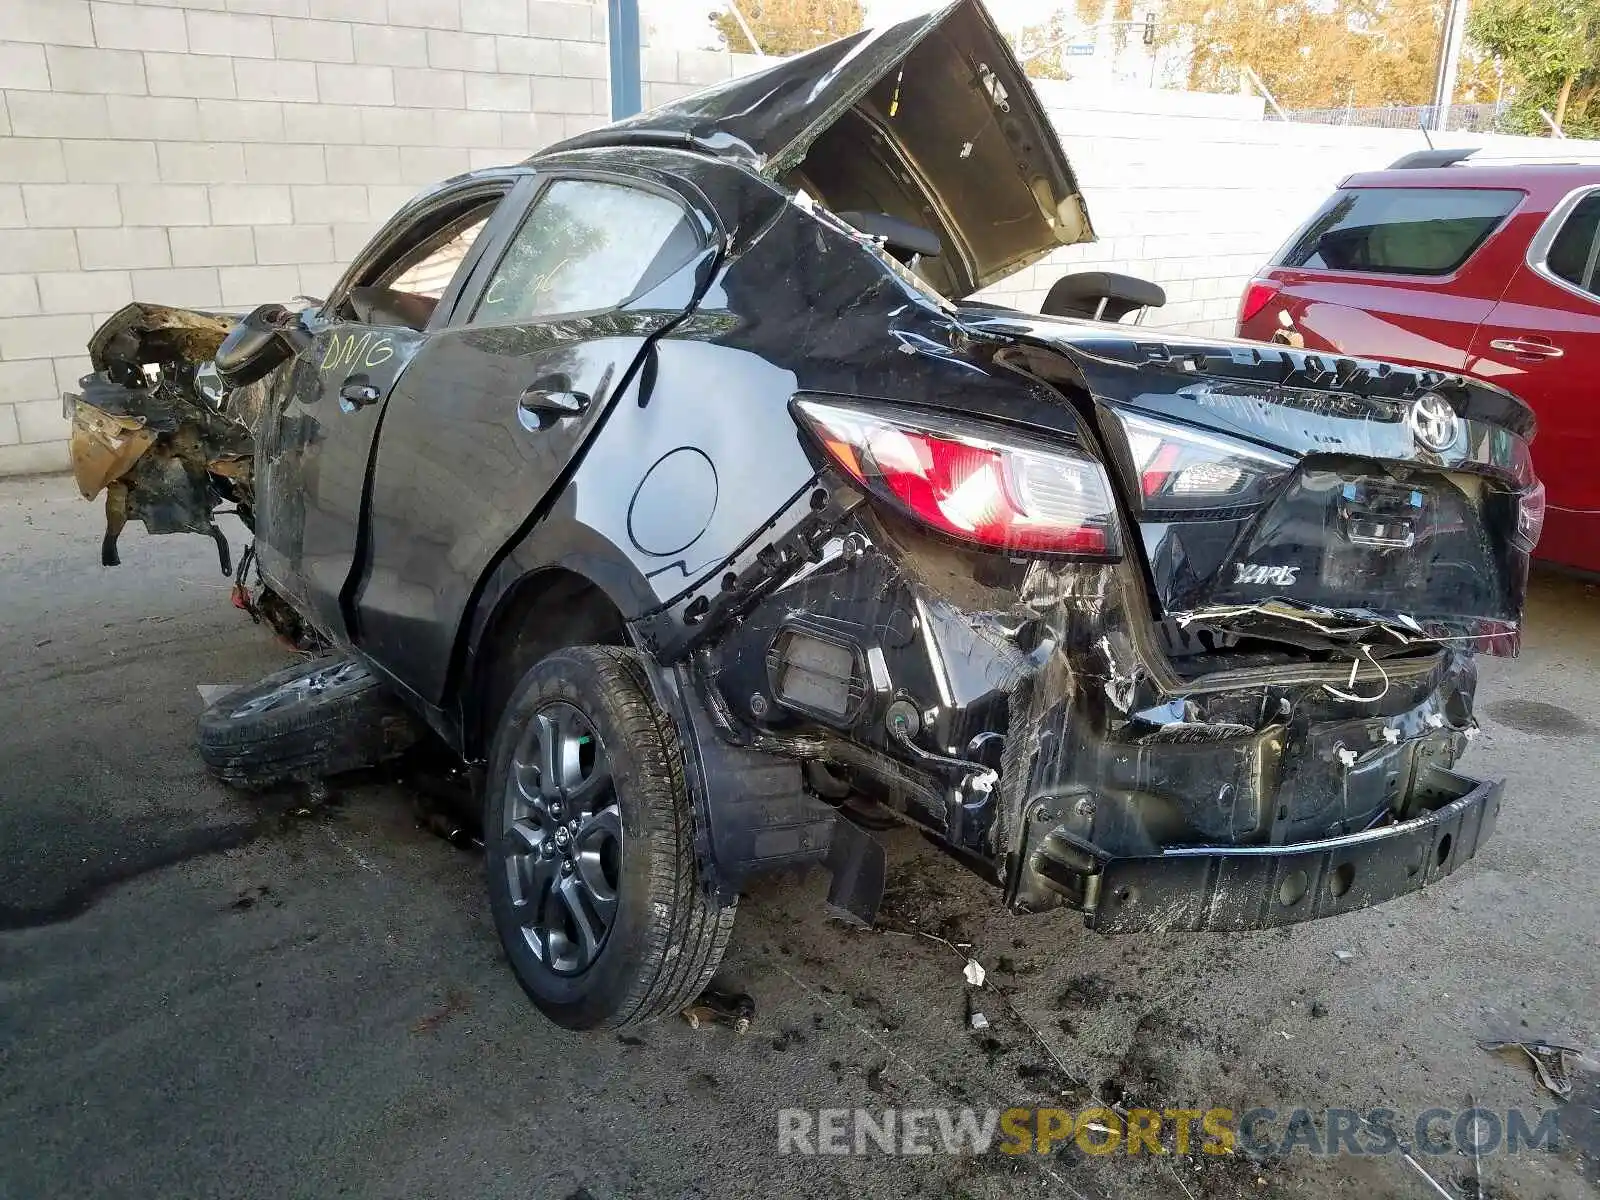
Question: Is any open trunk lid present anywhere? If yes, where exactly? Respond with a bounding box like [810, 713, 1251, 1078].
[965, 313, 1540, 654]
[542, 0, 1093, 298]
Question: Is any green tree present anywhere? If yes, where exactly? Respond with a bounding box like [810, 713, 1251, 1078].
[1468, 0, 1600, 134]
[708, 0, 865, 55]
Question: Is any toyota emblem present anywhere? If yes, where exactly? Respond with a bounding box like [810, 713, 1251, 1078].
[1408, 393, 1460, 453]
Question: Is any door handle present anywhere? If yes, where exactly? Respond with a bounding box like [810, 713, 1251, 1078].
[1488, 336, 1564, 360]
[338, 381, 382, 410]
[517, 387, 590, 421]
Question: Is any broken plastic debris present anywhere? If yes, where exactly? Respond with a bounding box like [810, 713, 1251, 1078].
[963, 959, 986, 987]
[1480, 1038, 1587, 1100]
[1332, 949, 1355, 963]
[970, 1012, 989, 1031]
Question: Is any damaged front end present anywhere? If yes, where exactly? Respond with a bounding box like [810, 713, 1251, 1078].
[70, 304, 261, 571]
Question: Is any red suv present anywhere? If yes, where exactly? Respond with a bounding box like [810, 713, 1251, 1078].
[1238, 150, 1599, 574]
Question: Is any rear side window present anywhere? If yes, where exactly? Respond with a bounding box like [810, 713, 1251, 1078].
[471, 178, 698, 324]
[1276, 187, 1521, 275]
[1544, 191, 1600, 296]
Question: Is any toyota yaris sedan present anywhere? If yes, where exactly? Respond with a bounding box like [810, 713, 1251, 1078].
[69, 0, 1537, 1028]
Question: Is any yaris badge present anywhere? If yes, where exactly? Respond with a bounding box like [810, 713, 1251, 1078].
[1409, 393, 1460, 453]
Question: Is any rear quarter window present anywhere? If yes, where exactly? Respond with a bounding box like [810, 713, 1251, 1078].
[1276, 187, 1522, 275]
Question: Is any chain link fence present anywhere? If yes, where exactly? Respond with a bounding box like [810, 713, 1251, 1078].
[1280, 102, 1512, 133]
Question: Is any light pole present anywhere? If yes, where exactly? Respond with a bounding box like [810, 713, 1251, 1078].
[607, 0, 641, 119]
[1430, 0, 1470, 132]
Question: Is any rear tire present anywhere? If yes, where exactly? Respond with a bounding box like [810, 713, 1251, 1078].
[196, 655, 419, 789]
[484, 645, 735, 1029]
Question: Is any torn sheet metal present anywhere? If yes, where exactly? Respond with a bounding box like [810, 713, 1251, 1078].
[71, 304, 256, 570]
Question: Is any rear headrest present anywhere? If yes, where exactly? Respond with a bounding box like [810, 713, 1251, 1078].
[1043, 272, 1167, 318]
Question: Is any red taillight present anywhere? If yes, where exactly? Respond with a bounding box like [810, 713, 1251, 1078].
[1238, 278, 1280, 325]
[795, 398, 1120, 558]
[1112, 409, 1295, 512]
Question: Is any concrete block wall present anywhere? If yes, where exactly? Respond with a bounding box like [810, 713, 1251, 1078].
[0, 0, 615, 476]
[6, 16, 1589, 478]
[978, 80, 1598, 336]
[640, 45, 762, 111]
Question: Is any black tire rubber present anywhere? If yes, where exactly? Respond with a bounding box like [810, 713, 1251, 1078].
[484, 645, 737, 1029]
[196, 656, 419, 790]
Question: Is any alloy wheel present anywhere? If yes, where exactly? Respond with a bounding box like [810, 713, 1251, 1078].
[229, 658, 368, 719]
[500, 701, 622, 974]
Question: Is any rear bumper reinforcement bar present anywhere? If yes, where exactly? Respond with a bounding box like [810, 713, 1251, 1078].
[1023, 767, 1502, 933]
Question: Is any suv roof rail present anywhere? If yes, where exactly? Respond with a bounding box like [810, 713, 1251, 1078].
[1388, 147, 1479, 169]
[1384, 147, 1600, 171]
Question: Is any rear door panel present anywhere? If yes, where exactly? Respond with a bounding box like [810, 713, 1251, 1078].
[352, 172, 714, 703]
[254, 175, 520, 639]
[351, 329, 650, 694]
[1466, 188, 1600, 570]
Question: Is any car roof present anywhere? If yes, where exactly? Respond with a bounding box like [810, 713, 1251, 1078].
[1341, 162, 1600, 197]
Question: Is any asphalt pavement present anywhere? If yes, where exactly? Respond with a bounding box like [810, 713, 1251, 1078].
[1, 472, 1596, 1200]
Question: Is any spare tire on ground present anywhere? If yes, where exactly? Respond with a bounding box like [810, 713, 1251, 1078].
[197, 656, 419, 789]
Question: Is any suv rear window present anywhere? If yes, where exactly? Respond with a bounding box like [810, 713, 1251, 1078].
[1276, 187, 1521, 275]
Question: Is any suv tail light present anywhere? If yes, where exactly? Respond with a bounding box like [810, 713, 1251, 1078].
[1238, 277, 1280, 325]
[1107, 409, 1295, 513]
[1516, 480, 1546, 550]
[1506, 438, 1544, 549]
[793, 397, 1120, 558]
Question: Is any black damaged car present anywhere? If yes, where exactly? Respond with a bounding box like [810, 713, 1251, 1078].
[68, 0, 1540, 1028]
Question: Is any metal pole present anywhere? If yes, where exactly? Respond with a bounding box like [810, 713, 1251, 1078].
[607, 0, 641, 119]
[1430, 0, 1469, 132]
[1242, 64, 1288, 120]
[725, 1, 767, 57]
